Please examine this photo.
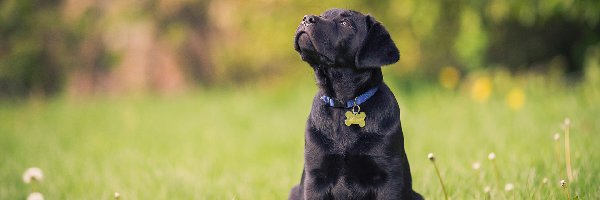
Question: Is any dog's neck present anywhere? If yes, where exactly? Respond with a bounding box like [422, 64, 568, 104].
[313, 64, 383, 101]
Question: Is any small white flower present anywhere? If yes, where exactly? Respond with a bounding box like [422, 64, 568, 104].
[472, 162, 481, 170]
[23, 167, 43, 183]
[488, 152, 496, 160]
[542, 177, 548, 184]
[427, 153, 435, 161]
[564, 118, 571, 126]
[27, 192, 44, 200]
[553, 133, 560, 141]
[561, 118, 571, 130]
[484, 186, 491, 193]
[560, 180, 567, 188]
[504, 183, 514, 192]
[114, 192, 121, 199]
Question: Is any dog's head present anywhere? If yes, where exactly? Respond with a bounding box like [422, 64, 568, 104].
[294, 8, 399, 69]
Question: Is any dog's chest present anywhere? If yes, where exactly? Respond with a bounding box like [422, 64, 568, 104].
[308, 107, 383, 153]
[306, 109, 391, 191]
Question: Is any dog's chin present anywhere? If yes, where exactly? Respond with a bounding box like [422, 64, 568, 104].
[296, 33, 334, 65]
[295, 33, 314, 52]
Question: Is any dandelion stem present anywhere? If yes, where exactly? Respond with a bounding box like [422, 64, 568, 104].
[428, 153, 448, 200]
[488, 152, 501, 189]
[31, 180, 37, 193]
[472, 162, 481, 187]
[564, 120, 573, 182]
[491, 160, 501, 189]
[561, 180, 571, 200]
[432, 161, 448, 200]
[554, 134, 563, 176]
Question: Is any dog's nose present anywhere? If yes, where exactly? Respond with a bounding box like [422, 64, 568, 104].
[302, 15, 317, 25]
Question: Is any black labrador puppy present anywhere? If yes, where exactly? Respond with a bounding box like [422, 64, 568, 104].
[290, 9, 422, 200]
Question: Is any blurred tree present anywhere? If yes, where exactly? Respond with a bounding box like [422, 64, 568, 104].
[0, 0, 75, 97]
[148, 0, 213, 83]
[65, 3, 115, 95]
[1, 0, 599, 98]
[482, 0, 600, 78]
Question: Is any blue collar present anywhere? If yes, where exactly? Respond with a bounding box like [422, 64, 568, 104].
[320, 84, 380, 108]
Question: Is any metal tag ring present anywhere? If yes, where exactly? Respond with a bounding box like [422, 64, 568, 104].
[352, 105, 360, 114]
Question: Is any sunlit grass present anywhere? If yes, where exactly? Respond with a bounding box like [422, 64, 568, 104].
[1, 72, 599, 199]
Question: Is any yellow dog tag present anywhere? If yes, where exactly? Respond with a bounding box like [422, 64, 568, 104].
[345, 111, 366, 127]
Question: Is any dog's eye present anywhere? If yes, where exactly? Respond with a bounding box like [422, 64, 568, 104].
[340, 19, 351, 27]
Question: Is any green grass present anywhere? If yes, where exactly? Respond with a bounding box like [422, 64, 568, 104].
[1, 72, 599, 199]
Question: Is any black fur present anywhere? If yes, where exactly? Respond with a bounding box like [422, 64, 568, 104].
[291, 8, 422, 200]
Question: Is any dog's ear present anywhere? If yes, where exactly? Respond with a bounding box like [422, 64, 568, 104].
[355, 15, 400, 69]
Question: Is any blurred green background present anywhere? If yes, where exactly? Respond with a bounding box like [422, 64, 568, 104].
[1, 0, 600, 199]
[1, 0, 599, 96]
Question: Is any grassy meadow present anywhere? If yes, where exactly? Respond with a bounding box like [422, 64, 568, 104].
[1, 69, 599, 199]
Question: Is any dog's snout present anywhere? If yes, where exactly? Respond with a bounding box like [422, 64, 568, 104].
[302, 15, 317, 25]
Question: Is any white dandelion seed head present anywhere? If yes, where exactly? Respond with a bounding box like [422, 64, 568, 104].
[27, 192, 44, 200]
[488, 152, 496, 160]
[542, 177, 548, 184]
[472, 162, 481, 170]
[22, 167, 43, 184]
[564, 118, 571, 126]
[553, 133, 560, 141]
[427, 153, 435, 161]
[560, 180, 567, 188]
[504, 183, 514, 191]
[484, 186, 491, 193]
[114, 192, 120, 199]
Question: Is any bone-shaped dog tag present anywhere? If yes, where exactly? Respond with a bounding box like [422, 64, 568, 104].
[345, 111, 366, 127]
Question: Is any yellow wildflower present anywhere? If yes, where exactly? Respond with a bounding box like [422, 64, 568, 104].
[471, 76, 492, 102]
[506, 87, 525, 110]
[439, 66, 460, 89]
